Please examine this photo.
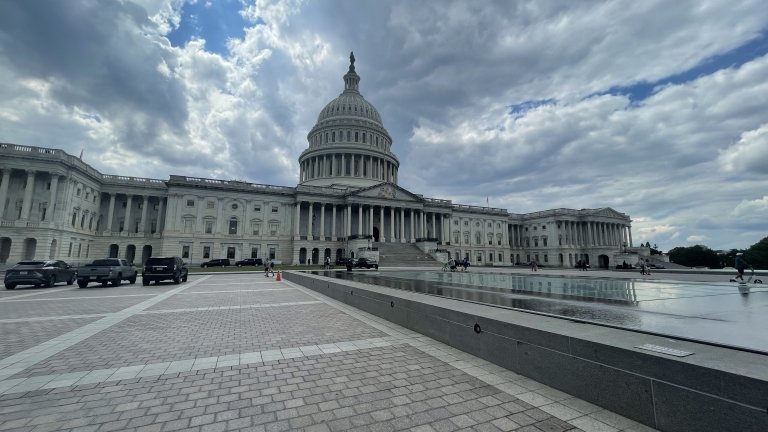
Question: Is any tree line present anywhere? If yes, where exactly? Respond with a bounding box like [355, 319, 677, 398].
[667, 236, 768, 269]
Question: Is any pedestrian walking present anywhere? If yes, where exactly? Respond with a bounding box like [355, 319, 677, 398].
[734, 253, 748, 281]
[531, 260, 538, 272]
[264, 260, 275, 277]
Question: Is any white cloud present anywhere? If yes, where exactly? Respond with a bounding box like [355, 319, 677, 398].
[686, 235, 709, 243]
[718, 124, 768, 174]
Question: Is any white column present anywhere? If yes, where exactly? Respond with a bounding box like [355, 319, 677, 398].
[331, 205, 337, 240]
[440, 214, 445, 242]
[347, 205, 352, 237]
[20, 170, 36, 220]
[307, 202, 313, 239]
[139, 195, 149, 233]
[320, 203, 326, 240]
[369, 205, 374, 236]
[0, 170, 10, 220]
[124, 195, 133, 232]
[157, 197, 166, 233]
[629, 226, 633, 247]
[106, 194, 116, 231]
[357, 204, 363, 235]
[400, 208, 405, 242]
[47, 174, 59, 222]
[294, 202, 301, 239]
[390, 207, 395, 242]
[380, 206, 385, 242]
[410, 210, 415, 242]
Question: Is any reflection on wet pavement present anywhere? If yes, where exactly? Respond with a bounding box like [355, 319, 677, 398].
[313, 270, 768, 354]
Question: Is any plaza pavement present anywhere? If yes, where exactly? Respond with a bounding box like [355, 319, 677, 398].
[0, 272, 660, 432]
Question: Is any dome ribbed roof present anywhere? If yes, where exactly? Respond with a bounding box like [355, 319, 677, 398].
[316, 93, 383, 125]
[314, 51, 383, 126]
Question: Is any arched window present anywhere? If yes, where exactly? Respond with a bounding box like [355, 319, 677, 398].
[229, 217, 238, 234]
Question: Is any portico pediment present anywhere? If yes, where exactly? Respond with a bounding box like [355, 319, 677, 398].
[590, 207, 629, 220]
[348, 182, 423, 203]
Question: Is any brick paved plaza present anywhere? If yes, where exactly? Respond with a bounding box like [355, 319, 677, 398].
[0, 273, 656, 432]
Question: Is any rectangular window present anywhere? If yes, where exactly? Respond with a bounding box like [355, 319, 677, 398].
[151, 220, 157, 233]
[362, 133, 366, 143]
[252, 223, 260, 235]
[205, 220, 213, 234]
[119, 220, 125, 232]
[85, 192, 90, 200]
[186, 199, 194, 207]
[76, 188, 81, 196]
[202, 246, 211, 259]
[269, 223, 278, 236]
[269, 246, 276, 260]
[227, 247, 236, 259]
[229, 219, 237, 234]
[498, 253, 502, 262]
[122, 202, 127, 208]
[207, 201, 214, 209]
[271, 206, 278, 213]
[354, 132, 359, 142]
[254, 205, 261, 212]
[251, 247, 258, 258]
[182, 245, 190, 258]
[544, 254, 549, 263]
[86, 244, 90, 258]
[183, 219, 192, 233]
[68, 243, 73, 257]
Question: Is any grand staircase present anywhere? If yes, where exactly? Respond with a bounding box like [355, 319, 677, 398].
[375, 242, 440, 267]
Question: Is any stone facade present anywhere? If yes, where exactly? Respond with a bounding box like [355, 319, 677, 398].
[0, 57, 634, 268]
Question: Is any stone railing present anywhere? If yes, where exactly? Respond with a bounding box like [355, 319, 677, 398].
[102, 174, 165, 187]
[170, 175, 295, 194]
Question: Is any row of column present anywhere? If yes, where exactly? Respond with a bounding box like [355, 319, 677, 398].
[103, 193, 165, 234]
[0, 169, 62, 223]
[508, 221, 633, 248]
[300, 153, 397, 183]
[293, 202, 448, 243]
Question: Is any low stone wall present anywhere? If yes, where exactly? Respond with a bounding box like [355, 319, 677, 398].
[285, 271, 768, 432]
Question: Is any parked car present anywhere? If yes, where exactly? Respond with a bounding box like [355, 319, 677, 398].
[201, 258, 230, 268]
[4, 260, 77, 290]
[335, 257, 352, 266]
[235, 258, 263, 267]
[352, 258, 379, 269]
[142, 256, 188, 285]
[77, 258, 137, 288]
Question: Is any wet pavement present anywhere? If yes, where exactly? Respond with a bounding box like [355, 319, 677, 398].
[319, 270, 768, 354]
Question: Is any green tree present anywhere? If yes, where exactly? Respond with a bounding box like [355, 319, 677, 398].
[668, 245, 721, 268]
[744, 236, 768, 270]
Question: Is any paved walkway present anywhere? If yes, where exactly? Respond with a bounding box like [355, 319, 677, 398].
[0, 274, 656, 432]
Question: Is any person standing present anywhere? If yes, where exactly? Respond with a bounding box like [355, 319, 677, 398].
[639, 260, 647, 275]
[531, 260, 538, 272]
[462, 257, 469, 272]
[734, 253, 749, 281]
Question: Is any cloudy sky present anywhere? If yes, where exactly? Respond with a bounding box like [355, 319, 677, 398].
[0, 0, 766, 252]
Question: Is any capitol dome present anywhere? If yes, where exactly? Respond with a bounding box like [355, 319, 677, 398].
[298, 52, 399, 188]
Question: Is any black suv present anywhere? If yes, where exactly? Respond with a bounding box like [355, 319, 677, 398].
[352, 258, 379, 269]
[142, 257, 188, 285]
[235, 258, 263, 267]
[201, 258, 230, 268]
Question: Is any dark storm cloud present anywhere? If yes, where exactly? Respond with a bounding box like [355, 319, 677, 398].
[0, 1, 188, 143]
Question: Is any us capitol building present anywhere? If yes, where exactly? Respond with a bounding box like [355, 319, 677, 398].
[0, 55, 636, 269]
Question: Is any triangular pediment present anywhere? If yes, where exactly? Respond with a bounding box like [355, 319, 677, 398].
[590, 207, 628, 219]
[349, 182, 423, 203]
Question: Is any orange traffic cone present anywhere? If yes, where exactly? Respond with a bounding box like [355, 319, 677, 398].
[276, 271, 282, 281]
